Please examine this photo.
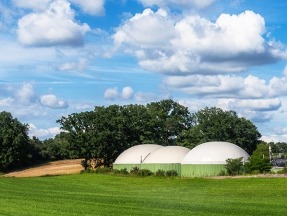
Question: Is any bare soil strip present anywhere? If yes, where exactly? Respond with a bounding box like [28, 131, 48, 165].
[4, 159, 83, 178]
[209, 173, 287, 179]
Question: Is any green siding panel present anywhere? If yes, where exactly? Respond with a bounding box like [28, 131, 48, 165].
[181, 164, 226, 177]
[113, 163, 181, 175]
[140, 164, 181, 175]
[114, 163, 226, 177]
[113, 164, 141, 172]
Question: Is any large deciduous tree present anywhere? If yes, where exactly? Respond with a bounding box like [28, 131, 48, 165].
[57, 100, 192, 166]
[57, 110, 99, 167]
[146, 99, 191, 146]
[58, 105, 133, 167]
[178, 107, 261, 154]
[0, 111, 32, 171]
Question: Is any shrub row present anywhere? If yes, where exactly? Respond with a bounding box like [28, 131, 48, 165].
[117, 167, 178, 177]
[81, 167, 178, 177]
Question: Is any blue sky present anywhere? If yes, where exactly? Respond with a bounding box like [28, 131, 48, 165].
[1, 0, 287, 142]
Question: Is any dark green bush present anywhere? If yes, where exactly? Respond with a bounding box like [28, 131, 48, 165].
[155, 169, 166, 176]
[120, 168, 129, 175]
[247, 144, 272, 173]
[166, 170, 178, 177]
[113, 168, 129, 175]
[218, 170, 227, 176]
[277, 164, 287, 174]
[95, 167, 112, 174]
[225, 157, 245, 176]
[130, 166, 140, 175]
[112, 169, 120, 174]
[137, 169, 153, 176]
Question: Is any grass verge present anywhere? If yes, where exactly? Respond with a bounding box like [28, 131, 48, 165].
[0, 174, 286, 215]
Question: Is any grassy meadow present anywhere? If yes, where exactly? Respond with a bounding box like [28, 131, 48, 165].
[0, 174, 286, 215]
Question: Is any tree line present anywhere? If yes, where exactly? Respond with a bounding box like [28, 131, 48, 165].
[0, 99, 286, 172]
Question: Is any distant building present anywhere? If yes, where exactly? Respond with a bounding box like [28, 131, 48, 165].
[271, 158, 286, 167]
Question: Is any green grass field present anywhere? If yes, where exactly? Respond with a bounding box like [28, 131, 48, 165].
[0, 174, 286, 216]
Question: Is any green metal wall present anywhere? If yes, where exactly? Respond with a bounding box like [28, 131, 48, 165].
[113, 163, 181, 174]
[181, 164, 225, 177]
[140, 163, 181, 175]
[114, 163, 226, 177]
[113, 164, 141, 172]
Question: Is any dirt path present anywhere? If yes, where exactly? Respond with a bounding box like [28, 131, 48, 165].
[4, 159, 83, 178]
[209, 173, 287, 179]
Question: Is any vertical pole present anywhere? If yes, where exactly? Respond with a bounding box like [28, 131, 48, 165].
[269, 144, 272, 163]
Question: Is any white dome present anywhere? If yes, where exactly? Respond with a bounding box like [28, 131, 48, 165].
[114, 144, 163, 164]
[181, 141, 249, 164]
[143, 146, 190, 164]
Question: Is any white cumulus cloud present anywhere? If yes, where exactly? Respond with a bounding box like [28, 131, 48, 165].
[268, 76, 287, 97]
[114, 8, 174, 48]
[69, 0, 105, 15]
[122, 86, 134, 100]
[104, 86, 134, 100]
[104, 87, 120, 100]
[12, 0, 52, 11]
[17, 0, 90, 47]
[164, 75, 243, 97]
[40, 94, 68, 109]
[114, 9, 286, 75]
[164, 73, 287, 100]
[138, 0, 217, 9]
[29, 123, 61, 139]
[228, 98, 281, 112]
[0, 97, 15, 106]
[16, 83, 36, 104]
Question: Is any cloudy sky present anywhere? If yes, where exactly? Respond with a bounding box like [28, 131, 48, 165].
[1, 0, 287, 142]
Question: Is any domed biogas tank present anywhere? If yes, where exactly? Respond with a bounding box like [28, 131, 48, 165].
[113, 144, 163, 171]
[181, 141, 249, 177]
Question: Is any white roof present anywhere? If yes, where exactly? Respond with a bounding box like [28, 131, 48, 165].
[181, 141, 250, 164]
[114, 144, 163, 164]
[143, 146, 190, 164]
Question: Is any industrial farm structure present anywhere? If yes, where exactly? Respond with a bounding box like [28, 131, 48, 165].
[113, 142, 250, 177]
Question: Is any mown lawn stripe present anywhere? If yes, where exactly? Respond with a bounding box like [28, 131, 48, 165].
[0, 175, 286, 215]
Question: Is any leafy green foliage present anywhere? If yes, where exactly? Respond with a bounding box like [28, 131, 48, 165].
[0, 111, 35, 171]
[136, 169, 153, 176]
[95, 167, 112, 174]
[57, 100, 192, 165]
[269, 141, 287, 155]
[113, 168, 129, 175]
[36, 133, 71, 161]
[276, 164, 287, 174]
[178, 107, 261, 154]
[130, 166, 140, 175]
[246, 144, 272, 173]
[146, 99, 191, 146]
[218, 170, 227, 176]
[165, 170, 178, 176]
[225, 157, 245, 175]
[155, 169, 166, 176]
